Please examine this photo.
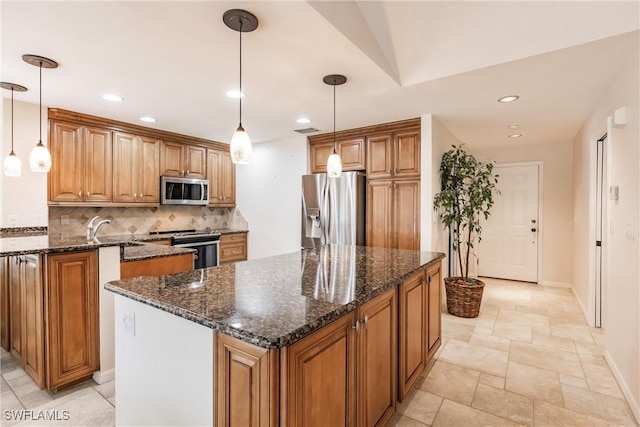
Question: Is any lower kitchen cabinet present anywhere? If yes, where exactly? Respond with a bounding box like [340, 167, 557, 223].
[120, 253, 194, 279]
[0, 257, 9, 350]
[45, 250, 99, 390]
[219, 232, 248, 263]
[427, 262, 442, 355]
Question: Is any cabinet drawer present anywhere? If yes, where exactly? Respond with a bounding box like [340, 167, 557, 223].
[221, 233, 247, 244]
[220, 243, 247, 263]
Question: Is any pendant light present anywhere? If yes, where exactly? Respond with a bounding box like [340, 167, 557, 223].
[323, 74, 347, 178]
[223, 9, 258, 165]
[22, 54, 58, 173]
[1, 82, 28, 177]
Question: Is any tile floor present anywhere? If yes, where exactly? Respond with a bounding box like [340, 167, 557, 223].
[1, 278, 638, 426]
[391, 278, 639, 426]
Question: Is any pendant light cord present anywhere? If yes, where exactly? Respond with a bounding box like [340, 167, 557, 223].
[39, 61, 42, 142]
[333, 83, 337, 154]
[238, 19, 243, 127]
[10, 88, 14, 153]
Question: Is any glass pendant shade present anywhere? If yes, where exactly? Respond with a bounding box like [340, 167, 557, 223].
[3, 152, 22, 177]
[29, 141, 52, 173]
[327, 152, 342, 178]
[230, 125, 252, 164]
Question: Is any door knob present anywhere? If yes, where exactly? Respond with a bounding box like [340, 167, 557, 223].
[531, 228, 537, 232]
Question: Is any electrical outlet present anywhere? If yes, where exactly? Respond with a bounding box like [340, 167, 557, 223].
[123, 310, 135, 336]
[8, 215, 18, 226]
[61, 215, 70, 225]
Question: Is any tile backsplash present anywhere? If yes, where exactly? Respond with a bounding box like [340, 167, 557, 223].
[49, 206, 248, 238]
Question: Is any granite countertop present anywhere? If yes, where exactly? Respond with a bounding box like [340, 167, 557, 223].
[121, 243, 196, 262]
[105, 245, 445, 349]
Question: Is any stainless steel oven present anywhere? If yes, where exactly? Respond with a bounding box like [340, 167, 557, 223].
[171, 232, 221, 269]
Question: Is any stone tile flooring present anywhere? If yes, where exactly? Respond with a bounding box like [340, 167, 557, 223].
[392, 278, 639, 426]
[0, 348, 114, 426]
[1, 278, 638, 426]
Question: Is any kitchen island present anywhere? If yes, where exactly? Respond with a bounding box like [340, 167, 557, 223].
[106, 245, 444, 426]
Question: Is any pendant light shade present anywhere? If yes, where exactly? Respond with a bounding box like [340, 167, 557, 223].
[323, 74, 347, 178]
[1, 82, 28, 177]
[22, 54, 58, 173]
[223, 9, 258, 165]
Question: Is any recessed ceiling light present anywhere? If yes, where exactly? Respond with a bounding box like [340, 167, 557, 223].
[498, 95, 519, 103]
[507, 123, 519, 129]
[296, 118, 311, 124]
[140, 116, 156, 123]
[102, 93, 123, 102]
[226, 90, 244, 99]
[508, 134, 522, 138]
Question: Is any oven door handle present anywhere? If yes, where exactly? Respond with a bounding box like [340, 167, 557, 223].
[173, 241, 219, 248]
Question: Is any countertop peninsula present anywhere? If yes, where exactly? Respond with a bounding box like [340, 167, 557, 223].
[106, 245, 445, 348]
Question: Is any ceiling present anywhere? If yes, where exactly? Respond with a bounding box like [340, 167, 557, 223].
[1, 1, 638, 149]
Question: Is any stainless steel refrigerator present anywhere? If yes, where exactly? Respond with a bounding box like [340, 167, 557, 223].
[301, 172, 365, 249]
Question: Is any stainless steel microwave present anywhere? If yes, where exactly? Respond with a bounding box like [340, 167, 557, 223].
[160, 176, 209, 205]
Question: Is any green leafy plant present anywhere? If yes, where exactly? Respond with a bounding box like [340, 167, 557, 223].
[433, 145, 499, 281]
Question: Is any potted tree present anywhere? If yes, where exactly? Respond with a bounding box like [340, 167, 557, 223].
[433, 145, 499, 318]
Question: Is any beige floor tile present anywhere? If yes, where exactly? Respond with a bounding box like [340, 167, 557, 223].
[421, 360, 480, 405]
[505, 361, 563, 405]
[574, 340, 604, 357]
[93, 380, 115, 400]
[533, 400, 620, 426]
[441, 319, 475, 343]
[582, 362, 624, 398]
[497, 309, 550, 329]
[6, 374, 53, 409]
[1, 376, 11, 393]
[513, 304, 548, 316]
[0, 391, 24, 427]
[561, 383, 636, 425]
[2, 368, 26, 381]
[389, 414, 428, 427]
[550, 321, 595, 344]
[469, 332, 511, 352]
[558, 373, 588, 390]
[493, 321, 532, 342]
[107, 396, 116, 407]
[400, 390, 443, 425]
[432, 399, 524, 426]
[479, 372, 505, 389]
[471, 383, 533, 426]
[509, 341, 584, 378]
[438, 339, 509, 378]
[592, 332, 605, 345]
[531, 331, 576, 353]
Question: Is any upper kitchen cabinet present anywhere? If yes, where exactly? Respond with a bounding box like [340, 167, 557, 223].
[49, 121, 113, 205]
[207, 148, 235, 207]
[160, 141, 207, 179]
[308, 136, 366, 173]
[366, 128, 421, 180]
[113, 132, 160, 204]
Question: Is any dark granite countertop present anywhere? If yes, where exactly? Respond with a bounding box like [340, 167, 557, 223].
[105, 245, 444, 349]
[121, 243, 196, 262]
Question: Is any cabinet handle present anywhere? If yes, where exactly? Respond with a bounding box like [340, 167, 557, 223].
[363, 315, 368, 330]
[352, 320, 360, 334]
[186, 170, 190, 176]
[181, 170, 185, 176]
[232, 250, 237, 254]
[428, 275, 431, 284]
[134, 193, 137, 200]
[86, 191, 90, 198]
[79, 191, 83, 198]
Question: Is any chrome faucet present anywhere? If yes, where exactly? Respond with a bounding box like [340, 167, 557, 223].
[87, 216, 111, 240]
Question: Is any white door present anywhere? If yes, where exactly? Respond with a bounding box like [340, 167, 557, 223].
[478, 164, 539, 282]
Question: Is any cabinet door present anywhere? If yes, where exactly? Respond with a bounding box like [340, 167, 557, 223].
[137, 136, 160, 203]
[309, 142, 334, 173]
[49, 121, 84, 203]
[207, 149, 222, 204]
[398, 270, 427, 401]
[23, 255, 44, 388]
[1, 257, 9, 350]
[393, 129, 420, 178]
[394, 180, 420, 250]
[219, 233, 247, 263]
[160, 141, 184, 176]
[46, 251, 99, 390]
[366, 134, 392, 180]
[9, 257, 23, 364]
[339, 137, 366, 171]
[83, 127, 112, 203]
[113, 132, 138, 203]
[220, 151, 235, 205]
[366, 181, 393, 248]
[427, 263, 441, 353]
[358, 288, 396, 427]
[285, 311, 356, 426]
[184, 145, 207, 178]
[215, 333, 278, 427]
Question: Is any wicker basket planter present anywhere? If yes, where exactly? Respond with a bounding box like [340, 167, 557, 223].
[445, 277, 485, 318]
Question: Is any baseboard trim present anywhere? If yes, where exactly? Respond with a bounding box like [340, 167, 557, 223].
[93, 368, 115, 385]
[540, 280, 572, 288]
[604, 351, 640, 424]
[569, 286, 592, 327]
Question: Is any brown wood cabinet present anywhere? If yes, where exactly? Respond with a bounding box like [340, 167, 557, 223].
[120, 253, 194, 279]
[9, 256, 24, 365]
[160, 141, 207, 178]
[367, 179, 420, 250]
[49, 122, 113, 204]
[0, 257, 8, 351]
[207, 149, 235, 206]
[309, 137, 366, 173]
[45, 250, 99, 391]
[219, 233, 247, 264]
[113, 132, 160, 204]
[366, 129, 420, 179]
[426, 263, 442, 355]
[215, 333, 279, 427]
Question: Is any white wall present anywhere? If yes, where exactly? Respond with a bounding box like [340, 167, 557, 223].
[1, 99, 48, 227]
[236, 134, 308, 260]
[470, 142, 574, 286]
[573, 49, 639, 421]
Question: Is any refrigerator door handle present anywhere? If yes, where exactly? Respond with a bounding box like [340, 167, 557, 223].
[321, 179, 330, 245]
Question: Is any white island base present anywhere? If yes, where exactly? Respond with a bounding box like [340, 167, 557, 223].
[114, 295, 213, 426]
